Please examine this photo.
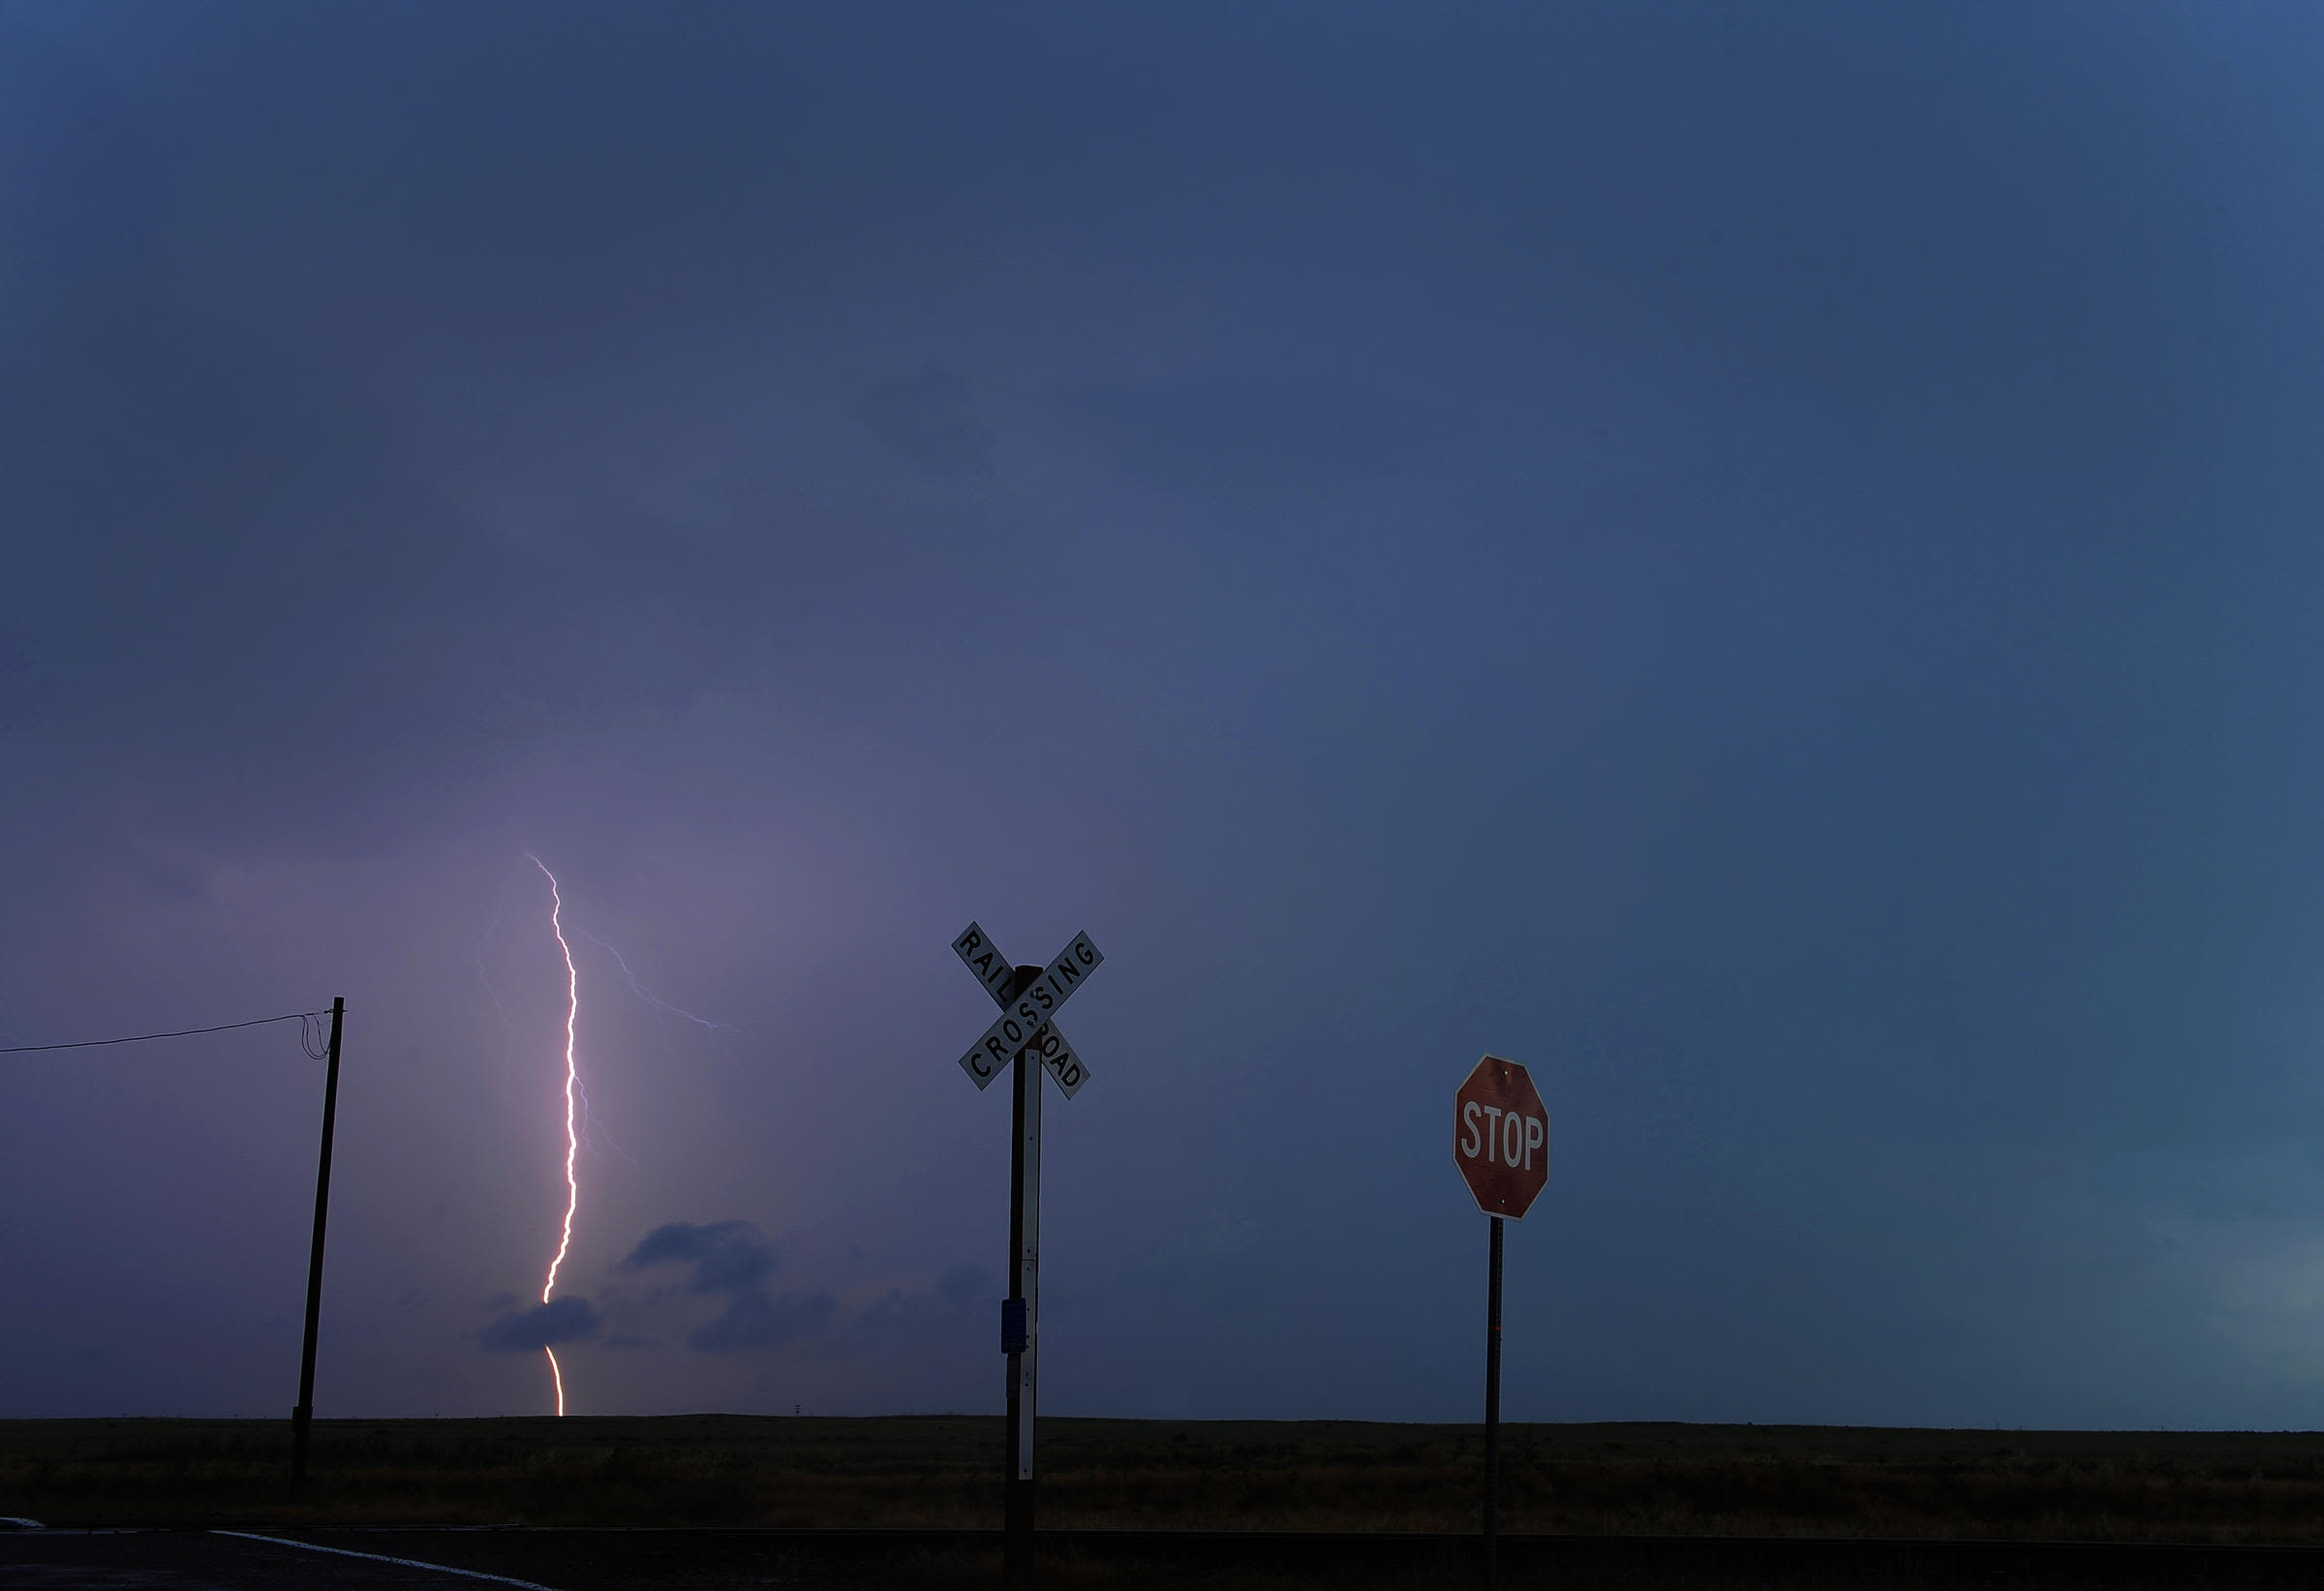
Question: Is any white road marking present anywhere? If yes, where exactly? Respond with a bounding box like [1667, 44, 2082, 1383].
[0, 1515, 42, 1527]
[214, 1531, 563, 1589]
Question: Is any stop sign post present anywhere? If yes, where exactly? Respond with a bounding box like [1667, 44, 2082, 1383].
[1452, 1055, 1548, 1591]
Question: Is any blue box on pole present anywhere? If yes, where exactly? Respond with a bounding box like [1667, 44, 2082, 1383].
[1000, 1297, 1027, 1355]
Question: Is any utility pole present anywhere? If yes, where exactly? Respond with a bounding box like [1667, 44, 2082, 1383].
[291, 995, 345, 1490]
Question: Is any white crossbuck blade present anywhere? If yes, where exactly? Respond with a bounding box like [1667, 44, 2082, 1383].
[952, 922, 1101, 1097]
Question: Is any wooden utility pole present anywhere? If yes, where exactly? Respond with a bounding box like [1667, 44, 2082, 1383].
[290, 995, 345, 1489]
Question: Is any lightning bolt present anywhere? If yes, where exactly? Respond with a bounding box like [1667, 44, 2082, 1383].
[529, 853, 581, 1418]
[574, 928, 739, 1033]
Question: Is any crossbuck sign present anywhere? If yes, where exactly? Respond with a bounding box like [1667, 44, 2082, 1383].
[950, 920, 1107, 1586]
[954, 923, 1103, 1097]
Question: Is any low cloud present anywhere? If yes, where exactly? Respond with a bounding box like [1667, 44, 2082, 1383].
[849, 1261, 994, 1347]
[621, 1218, 834, 1355]
[688, 1290, 834, 1352]
[620, 1220, 779, 1295]
[477, 1296, 600, 1353]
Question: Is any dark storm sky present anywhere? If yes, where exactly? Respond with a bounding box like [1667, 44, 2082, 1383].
[6, 2, 2324, 1427]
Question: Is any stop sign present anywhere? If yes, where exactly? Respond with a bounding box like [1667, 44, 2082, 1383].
[1452, 1055, 1549, 1219]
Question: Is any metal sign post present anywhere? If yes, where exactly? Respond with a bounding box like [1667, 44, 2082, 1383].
[1483, 1214, 1503, 1588]
[952, 924, 1105, 1590]
[1452, 1055, 1548, 1591]
[1005, 967, 1043, 1580]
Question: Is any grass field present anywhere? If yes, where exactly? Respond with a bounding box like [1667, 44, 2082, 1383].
[6, 1415, 2324, 1544]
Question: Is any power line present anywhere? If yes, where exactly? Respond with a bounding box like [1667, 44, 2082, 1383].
[0, 1010, 331, 1055]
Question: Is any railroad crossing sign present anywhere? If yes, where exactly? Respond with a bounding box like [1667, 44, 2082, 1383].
[1452, 1054, 1549, 1220]
[953, 922, 1102, 1097]
[950, 922, 1107, 1589]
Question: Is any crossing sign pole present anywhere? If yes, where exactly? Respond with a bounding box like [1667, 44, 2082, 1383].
[1006, 964, 1041, 1584]
[951, 924, 1104, 1591]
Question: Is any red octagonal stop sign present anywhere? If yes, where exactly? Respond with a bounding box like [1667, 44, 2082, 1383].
[1452, 1055, 1549, 1219]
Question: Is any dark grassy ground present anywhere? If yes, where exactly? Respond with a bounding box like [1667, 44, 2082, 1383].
[7, 1415, 2324, 1544]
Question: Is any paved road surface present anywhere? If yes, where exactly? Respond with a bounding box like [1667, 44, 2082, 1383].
[2, 1528, 866, 1590]
[14, 1523, 2324, 1589]
[6, 1530, 556, 1590]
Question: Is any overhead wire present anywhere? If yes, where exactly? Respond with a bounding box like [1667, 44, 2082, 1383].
[0, 1010, 331, 1055]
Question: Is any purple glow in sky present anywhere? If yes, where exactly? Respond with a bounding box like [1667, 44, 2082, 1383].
[6, 1, 2324, 1429]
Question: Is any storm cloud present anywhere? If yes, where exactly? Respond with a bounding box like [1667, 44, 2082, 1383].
[620, 1221, 835, 1355]
[620, 1221, 779, 1296]
[851, 363, 995, 479]
[477, 1298, 601, 1354]
[6, 2, 2324, 1430]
